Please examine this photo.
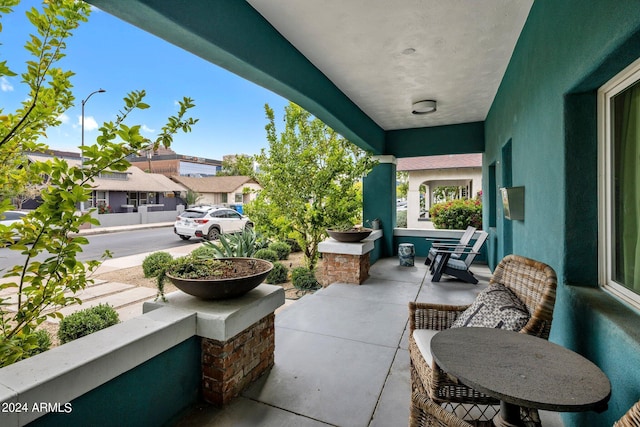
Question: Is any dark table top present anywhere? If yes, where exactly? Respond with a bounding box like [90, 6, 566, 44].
[431, 327, 611, 412]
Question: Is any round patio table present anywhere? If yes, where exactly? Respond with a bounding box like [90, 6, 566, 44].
[431, 327, 611, 427]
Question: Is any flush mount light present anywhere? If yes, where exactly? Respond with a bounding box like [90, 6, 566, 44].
[412, 100, 437, 115]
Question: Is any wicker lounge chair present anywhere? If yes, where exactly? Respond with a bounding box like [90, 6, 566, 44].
[614, 400, 640, 426]
[430, 231, 488, 284]
[408, 254, 557, 427]
[425, 226, 476, 266]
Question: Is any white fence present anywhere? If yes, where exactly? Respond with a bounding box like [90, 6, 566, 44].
[89, 205, 185, 229]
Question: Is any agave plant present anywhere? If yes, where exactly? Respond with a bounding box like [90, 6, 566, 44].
[202, 228, 257, 258]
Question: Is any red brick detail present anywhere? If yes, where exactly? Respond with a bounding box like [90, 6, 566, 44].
[318, 252, 370, 286]
[201, 313, 275, 406]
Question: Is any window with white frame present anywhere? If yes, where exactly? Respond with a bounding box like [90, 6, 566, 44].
[599, 57, 640, 308]
[92, 190, 108, 208]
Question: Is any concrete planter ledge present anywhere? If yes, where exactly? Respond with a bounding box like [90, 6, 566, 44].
[0, 306, 196, 426]
[143, 284, 285, 341]
[0, 284, 285, 426]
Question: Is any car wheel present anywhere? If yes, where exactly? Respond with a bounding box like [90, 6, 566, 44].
[179, 235, 191, 241]
[244, 222, 254, 230]
[207, 227, 220, 241]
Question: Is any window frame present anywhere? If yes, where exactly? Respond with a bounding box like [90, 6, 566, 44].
[598, 56, 640, 309]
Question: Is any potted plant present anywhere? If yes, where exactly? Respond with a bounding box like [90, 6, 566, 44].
[157, 255, 273, 300]
[326, 221, 373, 243]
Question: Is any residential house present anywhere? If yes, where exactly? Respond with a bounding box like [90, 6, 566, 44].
[397, 154, 482, 229]
[90, 166, 186, 213]
[170, 175, 261, 207]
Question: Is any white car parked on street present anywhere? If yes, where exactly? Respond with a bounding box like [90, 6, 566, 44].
[0, 210, 28, 242]
[173, 206, 253, 241]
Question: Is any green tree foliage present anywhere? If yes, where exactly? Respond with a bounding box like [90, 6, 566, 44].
[217, 154, 256, 177]
[184, 188, 201, 206]
[0, 1, 197, 366]
[433, 185, 462, 203]
[396, 171, 408, 199]
[245, 102, 375, 269]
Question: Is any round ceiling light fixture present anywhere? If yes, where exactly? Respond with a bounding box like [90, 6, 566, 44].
[412, 100, 437, 115]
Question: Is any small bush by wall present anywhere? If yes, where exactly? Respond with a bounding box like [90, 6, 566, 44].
[254, 248, 278, 262]
[396, 210, 407, 228]
[142, 251, 174, 278]
[58, 304, 120, 344]
[268, 241, 291, 260]
[429, 198, 482, 230]
[267, 262, 288, 284]
[291, 267, 320, 291]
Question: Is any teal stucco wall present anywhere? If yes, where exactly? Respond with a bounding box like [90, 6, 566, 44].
[28, 337, 201, 427]
[485, 0, 640, 424]
[364, 160, 397, 258]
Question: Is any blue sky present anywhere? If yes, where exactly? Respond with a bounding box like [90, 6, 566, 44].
[1, 1, 289, 160]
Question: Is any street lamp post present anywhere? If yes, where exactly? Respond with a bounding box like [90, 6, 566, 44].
[80, 88, 105, 212]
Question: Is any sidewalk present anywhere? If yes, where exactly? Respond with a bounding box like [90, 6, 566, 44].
[76, 221, 175, 236]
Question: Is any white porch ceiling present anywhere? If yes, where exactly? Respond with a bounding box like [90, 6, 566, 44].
[247, 0, 533, 131]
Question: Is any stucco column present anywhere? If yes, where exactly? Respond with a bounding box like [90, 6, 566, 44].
[363, 155, 396, 257]
[407, 180, 421, 229]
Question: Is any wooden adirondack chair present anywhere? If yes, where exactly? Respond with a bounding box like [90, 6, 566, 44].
[425, 226, 477, 266]
[430, 231, 488, 284]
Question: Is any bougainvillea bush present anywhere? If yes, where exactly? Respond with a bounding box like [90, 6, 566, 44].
[429, 198, 482, 230]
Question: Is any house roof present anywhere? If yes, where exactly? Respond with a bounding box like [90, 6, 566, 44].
[27, 153, 82, 168]
[396, 154, 482, 171]
[91, 166, 186, 192]
[170, 175, 259, 194]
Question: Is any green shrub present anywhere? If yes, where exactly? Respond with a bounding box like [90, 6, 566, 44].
[21, 330, 52, 360]
[267, 262, 288, 284]
[190, 245, 217, 259]
[285, 238, 302, 252]
[396, 210, 407, 228]
[57, 304, 120, 344]
[142, 251, 173, 278]
[268, 241, 291, 260]
[254, 248, 278, 262]
[429, 198, 482, 230]
[291, 267, 320, 291]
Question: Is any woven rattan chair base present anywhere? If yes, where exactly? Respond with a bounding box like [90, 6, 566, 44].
[408, 254, 557, 427]
[614, 400, 640, 426]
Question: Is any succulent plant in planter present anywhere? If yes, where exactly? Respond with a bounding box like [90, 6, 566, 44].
[156, 255, 273, 301]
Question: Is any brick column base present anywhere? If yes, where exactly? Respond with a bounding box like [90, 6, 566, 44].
[201, 313, 275, 406]
[318, 252, 370, 286]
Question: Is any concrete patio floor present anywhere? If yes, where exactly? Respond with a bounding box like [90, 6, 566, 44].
[172, 257, 563, 427]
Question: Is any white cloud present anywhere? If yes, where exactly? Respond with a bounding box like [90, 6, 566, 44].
[1, 77, 14, 92]
[57, 113, 70, 124]
[141, 124, 155, 134]
[77, 115, 99, 131]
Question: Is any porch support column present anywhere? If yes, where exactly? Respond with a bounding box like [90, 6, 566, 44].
[364, 155, 396, 258]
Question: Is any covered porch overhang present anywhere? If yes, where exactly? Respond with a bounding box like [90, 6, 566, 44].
[79, 1, 640, 425]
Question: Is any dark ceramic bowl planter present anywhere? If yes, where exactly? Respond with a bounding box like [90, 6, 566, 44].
[326, 227, 373, 243]
[165, 257, 273, 299]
